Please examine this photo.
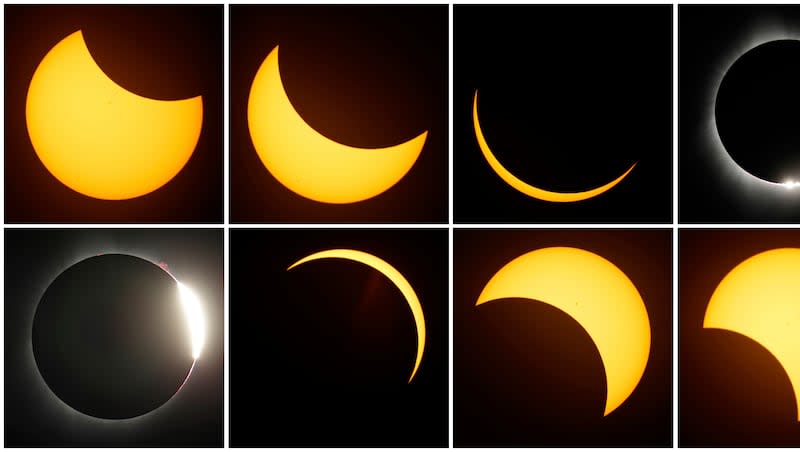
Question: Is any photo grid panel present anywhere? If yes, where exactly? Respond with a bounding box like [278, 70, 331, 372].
[3, 1, 800, 449]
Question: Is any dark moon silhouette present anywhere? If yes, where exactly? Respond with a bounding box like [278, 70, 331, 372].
[715, 39, 800, 184]
[32, 254, 195, 419]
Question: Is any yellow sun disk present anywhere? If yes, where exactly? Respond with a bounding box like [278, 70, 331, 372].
[704, 248, 800, 421]
[477, 247, 651, 415]
[26, 30, 203, 200]
[472, 90, 636, 202]
[288, 249, 426, 383]
[247, 46, 427, 204]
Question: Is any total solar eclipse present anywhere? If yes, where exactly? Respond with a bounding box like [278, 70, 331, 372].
[715, 39, 800, 185]
[32, 254, 205, 420]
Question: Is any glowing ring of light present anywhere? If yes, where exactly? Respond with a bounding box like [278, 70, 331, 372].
[704, 25, 800, 192]
[31, 253, 206, 421]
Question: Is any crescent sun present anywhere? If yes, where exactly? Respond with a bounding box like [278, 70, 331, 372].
[288, 249, 426, 383]
[477, 247, 651, 415]
[472, 90, 636, 202]
[26, 30, 203, 200]
[704, 248, 800, 421]
[248, 46, 428, 204]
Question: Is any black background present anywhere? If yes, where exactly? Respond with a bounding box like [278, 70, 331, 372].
[4, 229, 223, 447]
[680, 229, 800, 446]
[229, 5, 448, 223]
[230, 229, 448, 447]
[454, 229, 672, 447]
[454, 5, 672, 223]
[4, 5, 223, 223]
[679, 5, 800, 223]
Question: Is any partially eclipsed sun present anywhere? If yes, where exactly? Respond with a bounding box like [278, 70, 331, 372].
[288, 249, 426, 383]
[26, 30, 203, 200]
[704, 248, 800, 421]
[472, 90, 636, 203]
[247, 46, 427, 204]
[477, 247, 651, 415]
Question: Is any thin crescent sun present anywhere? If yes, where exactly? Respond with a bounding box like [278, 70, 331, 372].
[472, 90, 636, 202]
[704, 248, 800, 421]
[477, 247, 651, 416]
[26, 30, 203, 200]
[248, 46, 427, 204]
[288, 249, 426, 383]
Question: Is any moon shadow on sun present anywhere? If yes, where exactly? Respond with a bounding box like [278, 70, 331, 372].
[32, 254, 196, 420]
[715, 39, 800, 184]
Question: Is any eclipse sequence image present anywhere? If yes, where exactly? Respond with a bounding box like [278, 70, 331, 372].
[4, 1, 800, 450]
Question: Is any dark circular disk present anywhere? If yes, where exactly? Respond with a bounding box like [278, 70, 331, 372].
[32, 254, 195, 419]
[715, 39, 800, 183]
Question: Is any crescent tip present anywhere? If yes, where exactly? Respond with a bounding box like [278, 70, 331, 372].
[410, 130, 429, 147]
[186, 95, 204, 110]
[286, 259, 303, 272]
[475, 290, 493, 307]
[286, 250, 333, 271]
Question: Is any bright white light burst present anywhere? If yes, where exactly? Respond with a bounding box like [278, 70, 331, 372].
[177, 282, 205, 360]
[783, 180, 800, 189]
